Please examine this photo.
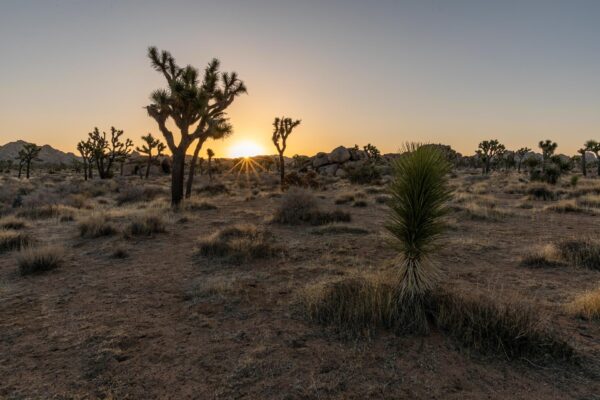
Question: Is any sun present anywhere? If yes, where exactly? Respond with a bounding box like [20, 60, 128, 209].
[228, 140, 265, 158]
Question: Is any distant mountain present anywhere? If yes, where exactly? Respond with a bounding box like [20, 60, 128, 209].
[0, 140, 79, 165]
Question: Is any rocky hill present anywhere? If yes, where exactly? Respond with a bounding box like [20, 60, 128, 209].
[0, 140, 78, 165]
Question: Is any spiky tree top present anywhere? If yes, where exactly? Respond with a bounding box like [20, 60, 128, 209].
[585, 140, 600, 155]
[538, 140, 558, 157]
[272, 117, 301, 154]
[516, 147, 531, 158]
[17, 143, 41, 163]
[476, 139, 505, 160]
[146, 47, 246, 152]
[137, 133, 166, 157]
[207, 148, 215, 158]
[89, 127, 133, 163]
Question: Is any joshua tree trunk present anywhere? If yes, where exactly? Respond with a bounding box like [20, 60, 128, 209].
[208, 158, 213, 182]
[145, 156, 152, 179]
[582, 156, 587, 177]
[279, 152, 285, 189]
[172, 151, 186, 206]
[185, 138, 207, 199]
[26, 161, 31, 179]
[18, 163, 23, 178]
[83, 162, 88, 181]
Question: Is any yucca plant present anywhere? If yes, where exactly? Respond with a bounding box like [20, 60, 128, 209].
[386, 143, 453, 333]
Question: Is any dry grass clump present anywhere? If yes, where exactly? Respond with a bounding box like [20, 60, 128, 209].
[334, 194, 355, 205]
[16, 205, 58, 220]
[0, 230, 31, 253]
[78, 215, 117, 238]
[543, 200, 591, 214]
[196, 183, 229, 196]
[520, 245, 565, 268]
[566, 287, 600, 320]
[125, 212, 167, 236]
[302, 276, 397, 338]
[185, 200, 218, 211]
[310, 225, 369, 235]
[461, 203, 512, 221]
[0, 216, 27, 230]
[116, 185, 166, 205]
[196, 224, 278, 262]
[352, 200, 368, 207]
[556, 238, 600, 270]
[375, 195, 391, 204]
[273, 188, 351, 226]
[17, 245, 65, 275]
[527, 185, 557, 201]
[576, 194, 600, 208]
[431, 289, 573, 361]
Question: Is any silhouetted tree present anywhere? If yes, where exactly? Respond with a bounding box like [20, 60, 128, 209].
[515, 147, 531, 173]
[476, 140, 505, 174]
[538, 140, 557, 173]
[87, 127, 133, 179]
[585, 140, 600, 176]
[207, 148, 215, 182]
[272, 117, 301, 189]
[146, 47, 246, 205]
[136, 133, 166, 179]
[363, 143, 381, 163]
[578, 147, 588, 176]
[16, 143, 41, 179]
[76, 139, 95, 180]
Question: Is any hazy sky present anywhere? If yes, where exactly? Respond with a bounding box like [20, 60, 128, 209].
[1, 0, 599, 157]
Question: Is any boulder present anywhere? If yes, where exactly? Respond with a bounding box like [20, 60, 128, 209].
[335, 168, 348, 178]
[319, 164, 339, 176]
[329, 146, 351, 163]
[584, 151, 597, 162]
[312, 152, 330, 168]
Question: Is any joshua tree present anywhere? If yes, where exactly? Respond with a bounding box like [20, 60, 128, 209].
[476, 139, 505, 174]
[585, 140, 600, 176]
[16, 143, 41, 179]
[136, 133, 166, 179]
[386, 143, 453, 334]
[515, 147, 531, 172]
[146, 47, 246, 205]
[76, 139, 95, 180]
[87, 127, 133, 179]
[272, 117, 301, 189]
[578, 147, 588, 177]
[538, 140, 557, 173]
[207, 148, 215, 182]
[363, 143, 381, 163]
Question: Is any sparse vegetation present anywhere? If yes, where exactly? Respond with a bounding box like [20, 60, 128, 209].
[0, 229, 31, 252]
[125, 212, 167, 236]
[17, 245, 65, 275]
[273, 188, 351, 225]
[78, 214, 117, 238]
[566, 287, 600, 320]
[196, 224, 278, 262]
[557, 238, 600, 270]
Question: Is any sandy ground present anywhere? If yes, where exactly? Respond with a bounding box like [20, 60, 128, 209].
[1, 171, 599, 399]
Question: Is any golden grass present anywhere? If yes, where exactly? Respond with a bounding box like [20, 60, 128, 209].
[566, 286, 600, 320]
[17, 245, 65, 275]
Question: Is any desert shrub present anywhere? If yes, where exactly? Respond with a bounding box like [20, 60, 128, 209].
[570, 175, 579, 187]
[0, 216, 27, 230]
[185, 200, 218, 211]
[111, 247, 129, 259]
[17, 245, 64, 275]
[16, 205, 58, 220]
[116, 185, 166, 205]
[0, 230, 31, 253]
[566, 287, 600, 320]
[310, 225, 369, 235]
[125, 213, 167, 236]
[347, 163, 382, 185]
[557, 238, 600, 270]
[375, 195, 391, 204]
[273, 188, 351, 226]
[527, 185, 557, 201]
[302, 277, 397, 338]
[520, 245, 565, 268]
[284, 171, 319, 189]
[576, 195, 600, 208]
[196, 224, 278, 262]
[543, 200, 590, 214]
[78, 215, 117, 238]
[461, 203, 511, 221]
[334, 194, 355, 205]
[352, 200, 368, 207]
[196, 183, 229, 196]
[431, 289, 573, 361]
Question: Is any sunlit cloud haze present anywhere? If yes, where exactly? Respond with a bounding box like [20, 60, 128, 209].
[1, 0, 599, 157]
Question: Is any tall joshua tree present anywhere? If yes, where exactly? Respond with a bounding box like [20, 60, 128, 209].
[585, 140, 600, 176]
[207, 148, 215, 182]
[146, 47, 246, 205]
[16, 143, 41, 179]
[515, 147, 531, 173]
[87, 127, 133, 179]
[272, 117, 301, 189]
[386, 143, 453, 334]
[578, 147, 588, 177]
[538, 140, 557, 173]
[136, 133, 166, 179]
[476, 139, 505, 174]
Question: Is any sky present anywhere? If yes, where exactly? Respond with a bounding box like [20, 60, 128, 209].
[0, 0, 599, 157]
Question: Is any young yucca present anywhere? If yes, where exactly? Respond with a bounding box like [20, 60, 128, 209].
[386, 143, 453, 333]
